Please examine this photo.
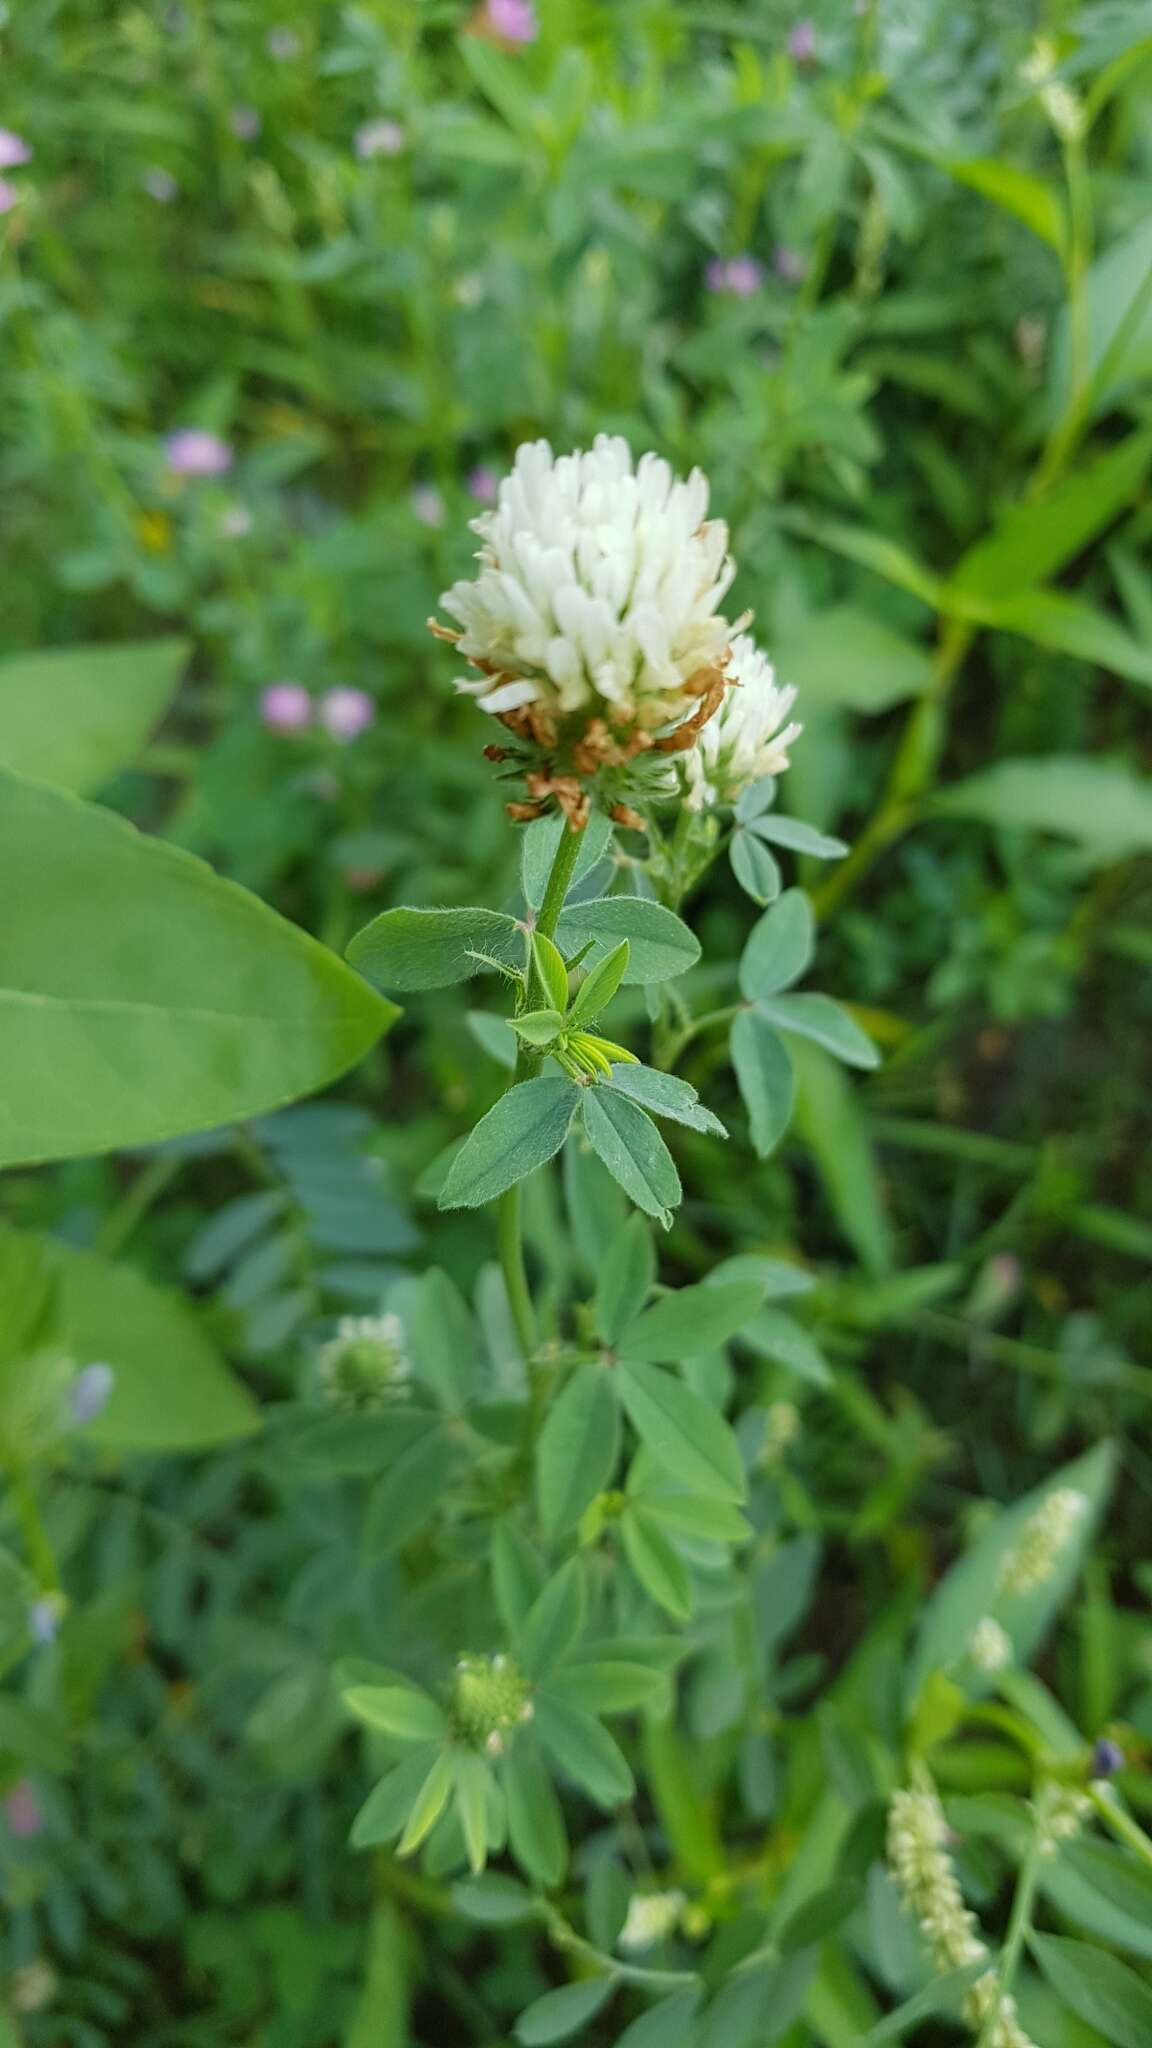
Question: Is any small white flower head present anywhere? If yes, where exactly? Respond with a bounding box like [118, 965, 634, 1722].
[968, 1616, 1012, 1674]
[1035, 1782, 1092, 1856]
[316, 1314, 411, 1414]
[680, 632, 801, 811]
[450, 1652, 532, 1752]
[618, 1889, 686, 1952]
[757, 1400, 801, 1468]
[998, 1488, 1088, 1597]
[433, 435, 749, 821]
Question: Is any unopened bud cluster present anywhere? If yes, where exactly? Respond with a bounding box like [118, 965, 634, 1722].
[887, 1779, 1038, 2048]
[998, 1488, 1087, 1597]
[449, 1653, 534, 1757]
[316, 1314, 411, 1413]
[968, 1616, 1012, 1674]
[618, 1888, 686, 1952]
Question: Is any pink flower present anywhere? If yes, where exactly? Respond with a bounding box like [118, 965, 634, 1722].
[467, 464, 498, 503]
[705, 255, 763, 297]
[788, 19, 817, 61]
[356, 118, 405, 159]
[0, 130, 31, 169]
[481, 0, 538, 43]
[229, 106, 261, 140]
[773, 243, 807, 284]
[261, 682, 313, 734]
[0, 179, 22, 216]
[319, 688, 375, 742]
[164, 429, 234, 477]
[411, 483, 445, 528]
[267, 25, 301, 58]
[144, 166, 178, 203]
[4, 1781, 42, 1839]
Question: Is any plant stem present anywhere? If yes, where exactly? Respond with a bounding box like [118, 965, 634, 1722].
[1089, 1784, 1152, 1872]
[5, 1461, 60, 1594]
[95, 1152, 183, 1259]
[495, 823, 585, 1361]
[975, 1823, 1044, 2048]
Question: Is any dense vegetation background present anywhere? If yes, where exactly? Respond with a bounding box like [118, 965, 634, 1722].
[1, 1, 1151, 2043]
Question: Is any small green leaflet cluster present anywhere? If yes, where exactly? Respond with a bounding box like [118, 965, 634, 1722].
[730, 886, 879, 1159]
[728, 775, 850, 909]
[339, 1238, 771, 1882]
[512, 931, 637, 1081]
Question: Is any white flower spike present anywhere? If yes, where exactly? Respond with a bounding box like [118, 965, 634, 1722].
[681, 632, 801, 810]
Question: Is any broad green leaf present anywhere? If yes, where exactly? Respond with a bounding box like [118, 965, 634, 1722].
[637, 1487, 750, 1545]
[520, 809, 613, 909]
[536, 1365, 620, 1535]
[397, 1749, 455, 1857]
[580, 1089, 681, 1225]
[514, 1976, 616, 2046]
[347, 906, 521, 991]
[492, 1520, 547, 1639]
[534, 1692, 634, 1806]
[731, 1008, 795, 1157]
[932, 758, 1152, 856]
[595, 1214, 656, 1345]
[791, 1041, 892, 1275]
[0, 638, 189, 794]
[453, 1749, 489, 1874]
[439, 1078, 579, 1209]
[860, 1960, 992, 2044]
[0, 773, 395, 1168]
[409, 1267, 478, 1410]
[502, 1736, 567, 1886]
[344, 1685, 446, 1743]
[614, 1990, 701, 2048]
[568, 940, 629, 1026]
[451, 1874, 538, 1926]
[739, 890, 814, 1000]
[750, 815, 848, 859]
[555, 897, 700, 984]
[1041, 1839, 1152, 1962]
[774, 607, 934, 713]
[344, 1895, 409, 2048]
[350, 1748, 441, 1848]
[731, 829, 782, 905]
[33, 1231, 259, 1451]
[513, 1007, 565, 1047]
[1050, 215, 1152, 420]
[1030, 1934, 1152, 2048]
[948, 430, 1152, 605]
[739, 1308, 833, 1387]
[621, 1509, 692, 1620]
[548, 1659, 667, 1714]
[758, 993, 880, 1070]
[949, 587, 1152, 692]
[617, 1358, 745, 1502]
[520, 1558, 587, 1678]
[622, 1280, 764, 1363]
[940, 155, 1066, 248]
[909, 1442, 1115, 1692]
[780, 516, 943, 608]
[605, 1063, 727, 1138]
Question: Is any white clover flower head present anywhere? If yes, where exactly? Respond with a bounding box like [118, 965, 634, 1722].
[680, 632, 800, 811]
[968, 1615, 1012, 1674]
[433, 435, 748, 822]
[1035, 1782, 1092, 1855]
[316, 1313, 411, 1413]
[450, 1652, 532, 1752]
[998, 1488, 1087, 1597]
[618, 1889, 686, 1952]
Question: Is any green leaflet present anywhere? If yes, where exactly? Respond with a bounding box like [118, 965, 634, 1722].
[438, 1078, 580, 1208]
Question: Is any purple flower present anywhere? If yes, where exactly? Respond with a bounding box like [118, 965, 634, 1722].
[411, 483, 445, 528]
[319, 687, 374, 742]
[482, 0, 538, 43]
[0, 130, 31, 169]
[229, 106, 261, 141]
[467, 464, 498, 503]
[69, 1363, 114, 1426]
[144, 166, 178, 203]
[355, 117, 405, 159]
[705, 255, 763, 298]
[4, 1781, 43, 1838]
[267, 25, 301, 58]
[1092, 1738, 1125, 1779]
[0, 179, 22, 216]
[261, 682, 313, 734]
[164, 429, 234, 477]
[788, 19, 817, 61]
[773, 243, 807, 284]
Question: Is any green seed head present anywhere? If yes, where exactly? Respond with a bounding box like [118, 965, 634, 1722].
[317, 1314, 411, 1414]
[449, 1653, 533, 1755]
